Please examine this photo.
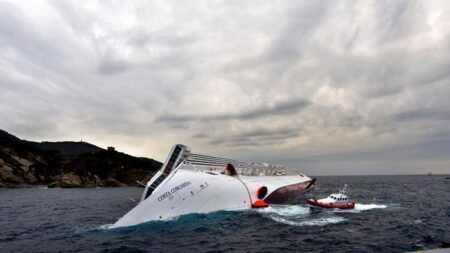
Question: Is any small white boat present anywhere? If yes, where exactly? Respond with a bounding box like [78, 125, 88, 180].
[111, 144, 316, 228]
[307, 184, 355, 209]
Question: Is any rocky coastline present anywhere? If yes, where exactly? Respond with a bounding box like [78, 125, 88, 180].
[0, 129, 162, 188]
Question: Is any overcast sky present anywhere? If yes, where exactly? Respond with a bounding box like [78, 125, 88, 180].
[1, 0, 449, 175]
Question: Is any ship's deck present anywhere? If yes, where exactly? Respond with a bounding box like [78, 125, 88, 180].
[185, 151, 302, 176]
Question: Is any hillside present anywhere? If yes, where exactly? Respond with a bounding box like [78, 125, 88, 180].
[0, 130, 162, 188]
[30, 141, 103, 156]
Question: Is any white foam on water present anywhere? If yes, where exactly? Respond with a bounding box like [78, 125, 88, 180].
[97, 224, 113, 230]
[257, 204, 310, 217]
[355, 203, 387, 210]
[258, 204, 346, 227]
[332, 203, 388, 213]
[332, 204, 387, 213]
[270, 216, 347, 227]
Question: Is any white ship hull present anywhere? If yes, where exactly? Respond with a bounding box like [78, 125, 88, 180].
[111, 145, 314, 228]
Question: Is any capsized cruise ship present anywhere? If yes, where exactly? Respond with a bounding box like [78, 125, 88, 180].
[111, 144, 316, 228]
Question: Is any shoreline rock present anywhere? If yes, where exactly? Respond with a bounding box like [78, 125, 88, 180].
[59, 173, 82, 188]
[0, 129, 161, 189]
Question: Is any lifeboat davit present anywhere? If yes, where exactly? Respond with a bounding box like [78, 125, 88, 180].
[307, 184, 355, 210]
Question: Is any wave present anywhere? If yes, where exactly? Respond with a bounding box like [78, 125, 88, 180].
[258, 203, 389, 227]
[332, 203, 388, 213]
[257, 204, 310, 217]
[257, 204, 346, 227]
[270, 216, 347, 227]
[97, 224, 113, 230]
[84, 203, 390, 232]
[355, 203, 387, 210]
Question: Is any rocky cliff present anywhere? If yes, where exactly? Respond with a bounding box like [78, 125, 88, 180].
[0, 130, 162, 188]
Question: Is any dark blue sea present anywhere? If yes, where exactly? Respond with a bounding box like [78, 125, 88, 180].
[1, 175, 449, 253]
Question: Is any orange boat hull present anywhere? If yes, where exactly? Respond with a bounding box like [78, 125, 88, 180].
[307, 198, 355, 209]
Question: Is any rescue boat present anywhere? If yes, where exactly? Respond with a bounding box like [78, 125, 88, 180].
[306, 184, 355, 209]
[111, 144, 316, 228]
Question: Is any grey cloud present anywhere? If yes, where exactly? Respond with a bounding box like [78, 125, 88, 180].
[1, 1, 450, 175]
[243, 136, 450, 175]
[97, 59, 130, 75]
[223, 1, 328, 74]
[207, 127, 300, 148]
[50, 0, 94, 34]
[0, 3, 65, 71]
[0, 103, 62, 140]
[297, 136, 450, 166]
[128, 27, 197, 48]
[235, 128, 300, 141]
[156, 100, 310, 123]
[241, 100, 309, 119]
[191, 133, 209, 139]
[208, 138, 286, 148]
[394, 108, 450, 122]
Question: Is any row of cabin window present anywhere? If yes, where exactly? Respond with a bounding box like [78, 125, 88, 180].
[331, 196, 347, 201]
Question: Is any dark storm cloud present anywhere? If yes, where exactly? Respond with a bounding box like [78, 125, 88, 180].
[156, 100, 310, 123]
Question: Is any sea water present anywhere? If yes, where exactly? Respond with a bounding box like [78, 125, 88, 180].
[0, 175, 449, 252]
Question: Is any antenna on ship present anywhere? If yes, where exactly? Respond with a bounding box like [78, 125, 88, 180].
[340, 184, 348, 195]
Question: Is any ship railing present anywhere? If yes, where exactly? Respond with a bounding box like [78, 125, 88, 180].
[186, 151, 300, 176]
[235, 166, 299, 176]
[142, 144, 304, 202]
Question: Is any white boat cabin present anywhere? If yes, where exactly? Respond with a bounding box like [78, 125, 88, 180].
[320, 193, 349, 203]
[318, 184, 350, 203]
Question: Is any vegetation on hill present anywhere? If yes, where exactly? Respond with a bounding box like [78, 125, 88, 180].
[0, 130, 162, 188]
[30, 141, 103, 156]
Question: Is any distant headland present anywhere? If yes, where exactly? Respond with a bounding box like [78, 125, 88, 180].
[0, 129, 162, 188]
